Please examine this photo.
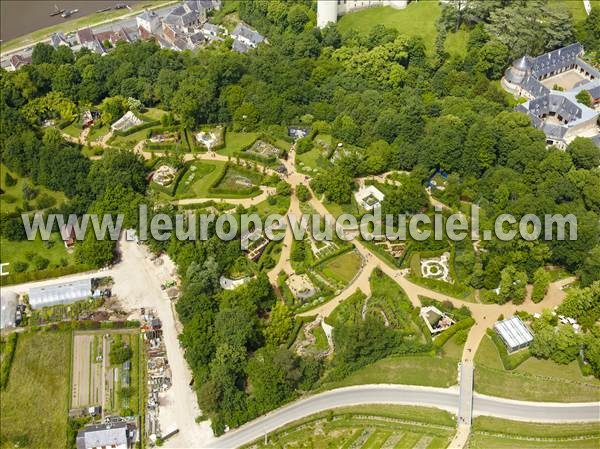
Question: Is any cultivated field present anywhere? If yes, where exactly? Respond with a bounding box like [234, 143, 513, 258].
[71, 333, 103, 408]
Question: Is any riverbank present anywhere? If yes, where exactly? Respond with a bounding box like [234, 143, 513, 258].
[0, 0, 177, 56]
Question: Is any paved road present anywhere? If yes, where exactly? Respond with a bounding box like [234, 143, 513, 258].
[208, 385, 600, 449]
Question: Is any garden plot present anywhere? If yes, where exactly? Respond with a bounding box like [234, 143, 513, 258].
[216, 167, 257, 190]
[420, 252, 452, 283]
[286, 273, 318, 300]
[71, 330, 138, 414]
[309, 237, 339, 259]
[246, 140, 282, 159]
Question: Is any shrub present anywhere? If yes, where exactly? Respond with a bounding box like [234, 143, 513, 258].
[487, 329, 531, 370]
[12, 261, 28, 272]
[109, 340, 132, 365]
[33, 255, 50, 270]
[433, 317, 475, 348]
[35, 193, 57, 210]
[295, 137, 313, 154]
[296, 184, 311, 202]
[4, 172, 17, 187]
[21, 182, 38, 200]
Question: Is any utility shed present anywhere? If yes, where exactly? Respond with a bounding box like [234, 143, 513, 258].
[29, 278, 92, 310]
[494, 316, 534, 353]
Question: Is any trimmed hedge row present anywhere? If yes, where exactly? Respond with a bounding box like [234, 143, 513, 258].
[486, 328, 531, 370]
[28, 320, 140, 333]
[0, 333, 18, 390]
[1, 264, 92, 286]
[433, 317, 475, 348]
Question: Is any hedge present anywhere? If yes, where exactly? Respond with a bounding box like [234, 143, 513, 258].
[433, 317, 475, 348]
[1, 264, 92, 286]
[486, 328, 531, 370]
[0, 333, 18, 390]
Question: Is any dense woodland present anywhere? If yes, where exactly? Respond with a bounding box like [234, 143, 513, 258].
[1, 0, 600, 433]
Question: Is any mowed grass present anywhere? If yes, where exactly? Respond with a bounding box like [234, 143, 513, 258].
[321, 355, 459, 390]
[467, 416, 600, 449]
[0, 331, 71, 449]
[218, 132, 260, 157]
[337, 2, 440, 51]
[175, 160, 223, 198]
[474, 335, 600, 402]
[243, 405, 456, 449]
[317, 250, 362, 285]
[0, 233, 74, 274]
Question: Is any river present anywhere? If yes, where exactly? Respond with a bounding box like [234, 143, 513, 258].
[0, 1, 143, 42]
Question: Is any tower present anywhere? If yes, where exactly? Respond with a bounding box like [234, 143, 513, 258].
[317, 0, 339, 28]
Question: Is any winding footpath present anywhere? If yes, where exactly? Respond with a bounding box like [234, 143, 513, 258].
[58, 128, 599, 448]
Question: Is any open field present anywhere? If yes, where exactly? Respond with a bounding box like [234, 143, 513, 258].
[474, 335, 600, 402]
[337, 2, 440, 52]
[0, 232, 74, 275]
[467, 416, 600, 449]
[316, 250, 362, 285]
[242, 405, 456, 449]
[0, 331, 71, 449]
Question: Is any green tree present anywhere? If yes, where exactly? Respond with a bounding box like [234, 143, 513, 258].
[531, 267, 551, 303]
[575, 90, 593, 108]
[296, 184, 311, 202]
[567, 137, 600, 170]
[264, 301, 295, 347]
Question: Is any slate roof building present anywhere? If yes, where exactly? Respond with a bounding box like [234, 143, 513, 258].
[502, 43, 600, 149]
[231, 22, 265, 53]
[28, 278, 92, 310]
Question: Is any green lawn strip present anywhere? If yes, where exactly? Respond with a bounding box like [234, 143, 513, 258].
[62, 122, 82, 138]
[320, 354, 459, 391]
[87, 124, 110, 142]
[468, 417, 600, 449]
[250, 194, 291, 219]
[395, 432, 423, 449]
[337, 2, 441, 52]
[0, 331, 71, 449]
[296, 146, 330, 175]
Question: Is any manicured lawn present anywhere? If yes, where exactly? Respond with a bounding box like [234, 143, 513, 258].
[316, 250, 362, 285]
[321, 355, 459, 390]
[61, 122, 82, 138]
[250, 194, 291, 217]
[0, 331, 71, 449]
[1, 164, 67, 213]
[215, 166, 262, 191]
[296, 147, 331, 175]
[311, 326, 329, 352]
[549, 0, 595, 23]
[468, 417, 600, 449]
[474, 335, 600, 402]
[445, 28, 470, 58]
[175, 160, 223, 198]
[218, 132, 259, 157]
[1, 233, 74, 275]
[242, 405, 455, 449]
[87, 124, 110, 142]
[337, 2, 441, 52]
